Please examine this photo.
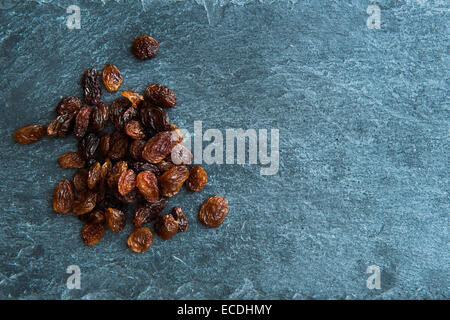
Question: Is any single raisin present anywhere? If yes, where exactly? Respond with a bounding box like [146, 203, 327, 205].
[141, 129, 183, 163]
[109, 97, 136, 131]
[140, 103, 171, 132]
[73, 168, 89, 192]
[14, 125, 46, 144]
[91, 102, 109, 132]
[105, 208, 126, 232]
[118, 169, 136, 196]
[129, 139, 146, 161]
[154, 214, 179, 240]
[131, 35, 158, 60]
[81, 223, 105, 246]
[53, 179, 74, 214]
[144, 84, 177, 108]
[186, 166, 208, 192]
[78, 133, 100, 160]
[127, 227, 154, 253]
[73, 105, 92, 139]
[82, 68, 101, 105]
[122, 90, 144, 109]
[47, 113, 75, 137]
[98, 133, 110, 158]
[108, 131, 129, 160]
[132, 198, 168, 227]
[56, 96, 81, 116]
[199, 196, 229, 228]
[72, 190, 97, 215]
[58, 152, 86, 169]
[171, 206, 188, 232]
[87, 162, 102, 190]
[157, 165, 189, 197]
[136, 171, 159, 202]
[125, 120, 146, 140]
[107, 160, 128, 189]
[102, 64, 123, 92]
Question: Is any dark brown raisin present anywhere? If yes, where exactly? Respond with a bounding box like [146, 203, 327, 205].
[127, 227, 153, 253]
[144, 84, 177, 108]
[72, 190, 97, 216]
[102, 64, 123, 92]
[118, 169, 136, 196]
[141, 129, 183, 163]
[14, 125, 46, 144]
[96, 193, 125, 212]
[132, 198, 168, 227]
[56, 96, 81, 116]
[98, 133, 110, 158]
[78, 133, 100, 160]
[131, 35, 158, 60]
[73, 105, 92, 139]
[156, 159, 176, 174]
[73, 168, 88, 192]
[155, 214, 179, 240]
[109, 97, 133, 131]
[122, 90, 144, 109]
[136, 171, 159, 202]
[91, 102, 109, 132]
[129, 161, 161, 176]
[157, 165, 189, 197]
[186, 166, 208, 192]
[58, 152, 86, 169]
[113, 188, 140, 204]
[53, 179, 74, 214]
[171, 206, 188, 232]
[125, 120, 146, 140]
[81, 223, 105, 246]
[129, 139, 146, 161]
[87, 162, 102, 190]
[105, 208, 126, 232]
[199, 196, 229, 228]
[107, 160, 128, 189]
[140, 103, 171, 132]
[108, 131, 129, 160]
[86, 209, 105, 224]
[47, 113, 75, 137]
[82, 68, 101, 105]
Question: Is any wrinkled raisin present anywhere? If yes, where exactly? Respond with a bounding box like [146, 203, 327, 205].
[157, 165, 189, 197]
[131, 35, 158, 60]
[122, 90, 144, 109]
[102, 64, 123, 92]
[72, 190, 97, 215]
[118, 169, 136, 196]
[78, 133, 100, 160]
[108, 131, 129, 160]
[14, 125, 46, 144]
[129, 139, 146, 161]
[73, 105, 91, 139]
[144, 84, 176, 108]
[186, 166, 208, 192]
[132, 198, 168, 227]
[140, 103, 171, 132]
[81, 223, 105, 246]
[47, 113, 75, 137]
[141, 129, 183, 163]
[98, 133, 110, 158]
[171, 206, 188, 232]
[155, 214, 179, 240]
[125, 120, 146, 140]
[53, 179, 74, 214]
[136, 171, 159, 202]
[127, 227, 153, 253]
[82, 68, 101, 105]
[129, 161, 161, 176]
[156, 159, 176, 174]
[73, 168, 88, 192]
[109, 97, 134, 131]
[199, 196, 229, 228]
[91, 102, 109, 132]
[56, 96, 81, 116]
[58, 152, 85, 169]
[87, 162, 102, 190]
[107, 160, 128, 189]
[113, 188, 140, 204]
[105, 208, 126, 232]
[86, 210, 105, 224]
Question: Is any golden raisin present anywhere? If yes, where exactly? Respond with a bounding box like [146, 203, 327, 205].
[14, 125, 46, 144]
[105, 208, 126, 232]
[136, 171, 159, 202]
[102, 64, 123, 92]
[53, 179, 74, 214]
[157, 165, 189, 197]
[127, 227, 154, 253]
[58, 152, 86, 169]
[186, 166, 208, 192]
[81, 223, 105, 246]
[199, 196, 229, 228]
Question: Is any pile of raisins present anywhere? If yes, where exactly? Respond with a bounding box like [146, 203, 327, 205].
[13, 35, 229, 253]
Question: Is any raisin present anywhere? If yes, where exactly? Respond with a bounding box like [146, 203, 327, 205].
[144, 84, 177, 108]
[102, 64, 123, 92]
[81, 223, 105, 246]
[53, 179, 74, 214]
[157, 165, 189, 197]
[171, 206, 188, 232]
[109, 97, 133, 131]
[47, 113, 75, 137]
[107, 160, 128, 189]
[129, 139, 146, 161]
[56, 96, 81, 116]
[132, 198, 168, 227]
[136, 171, 159, 202]
[186, 166, 208, 192]
[125, 120, 146, 140]
[170, 144, 193, 165]
[118, 169, 136, 196]
[108, 131, 129, 160]
[82, 68, 101, 105]
[14, 125, 46, 144]
[155, 214, 179, 240]
[131, 35, 158, 60]
[73, 105, 92, 139]
[58, 152, 86, 169]
[199, 196, 229, 228]
[113, 188, 140, 204]
[87, 162, 102, 190]
[98, 133, 110, 158]
[105, 208, 126, 232]
[72, 190, 97, 216]
[127, 227, 153, 253]
[78, 133, 100, 160]
[140, 103, 171, 132]
[100, 158, 112, 181]
[96, 193, 125, 212]
[73, 168, 88, 192]
[122, 90, 144, 109]
[156, 159, 176, 174]
[141, 129, 183, 163]
[129, 161, 161, 176]
[86, 209, 105, 224]
[91, 102, 109, 132]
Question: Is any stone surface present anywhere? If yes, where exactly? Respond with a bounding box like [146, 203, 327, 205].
[0, 0, 448, 299]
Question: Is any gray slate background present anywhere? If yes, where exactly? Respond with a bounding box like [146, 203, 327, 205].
[0, 0, 448, 299]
